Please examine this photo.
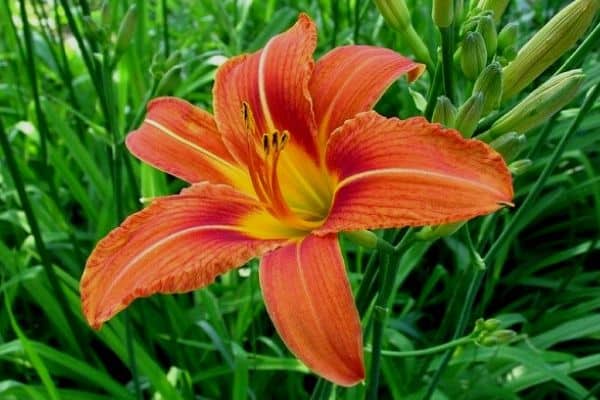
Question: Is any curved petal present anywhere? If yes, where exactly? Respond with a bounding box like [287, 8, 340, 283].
[318, 112, 513, 233]
[310, 46, 425, 145]
[81, 183, 293, 329]
[259, 234, 364, 386]
[126, 97, 251, 192]
[213, 13, 319, 166]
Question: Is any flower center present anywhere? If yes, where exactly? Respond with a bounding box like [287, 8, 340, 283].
[242, 102, 325, 231]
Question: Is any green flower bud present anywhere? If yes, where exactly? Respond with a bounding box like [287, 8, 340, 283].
[455, 92, 484, 138]
[509, 159, 532, 175]
[433, 0, 454, 28]
[477, 0, 509, 23]
[345, 230, 379, 249]
[431, 96, 458, 127]
[374, 0, 434, 66]
[156, 65, 183, 95]
[479, 329, 517, 346]
[416, 222, 463, 241]
[489, 132, 526, 161]
[101, 1, 112, 27]
[477, 15, 497, 56]
[115, 5, 138, 56]
[485, 70, 585, 139]
[501, 44, 517, 62]
[473, 62, 503, 114]
[460, 31, 487, 80]
[482, 318, 502, 332]
[497, 22, 518, 51]
[502, 0, 598, 100]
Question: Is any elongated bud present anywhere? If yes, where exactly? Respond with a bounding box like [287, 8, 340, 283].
[374, 0, 434, 66]
[477, 15, 497, 56]
[433, 0, 454, 28]
[455, 92, 484, 138]
[479, 329, 517, 346]
[432, 96, 458, 127]
[101, 1, 112, 27]
[473, 62, 503, 114]
[497, 22, 518, 51]
[484, 70, 585, 139]
[502, 0, 598, 100]
[509, 159, 532, 175]
[345, 230, 378, 249]
[460, 31, 487, 80]
[156, 65, 183, 95]
[477, 0, 510, 23]
[490, 132, 526, 161]
[416, 222, 463, 241]
[115, 5, 138, 55]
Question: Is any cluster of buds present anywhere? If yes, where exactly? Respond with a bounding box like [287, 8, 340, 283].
[471, 318, 517, 347]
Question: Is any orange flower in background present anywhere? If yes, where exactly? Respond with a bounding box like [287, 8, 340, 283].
[80, 14, 513, 386]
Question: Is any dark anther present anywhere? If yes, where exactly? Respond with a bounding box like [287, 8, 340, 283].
[272, 132, 279, 148]
[262, 134, 270, 154]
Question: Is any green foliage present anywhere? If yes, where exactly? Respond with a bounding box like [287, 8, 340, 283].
[1, 0, 599, 399]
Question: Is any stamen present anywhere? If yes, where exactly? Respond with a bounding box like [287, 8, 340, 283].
[262, 134, 270, 155]
[271, 132, 279, 149]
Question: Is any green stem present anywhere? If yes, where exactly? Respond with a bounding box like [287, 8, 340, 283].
[161, 0, 170, 56]
[424, 60, 443, 120]
[440, 25, 455, 103]
[367, 336, 472, 357]
[366, 254, 392, 400]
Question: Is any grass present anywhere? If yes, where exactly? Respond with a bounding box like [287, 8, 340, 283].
[1, 0, 599, 399]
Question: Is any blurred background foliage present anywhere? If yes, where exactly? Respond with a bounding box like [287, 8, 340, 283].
[0, 0, 599, 399]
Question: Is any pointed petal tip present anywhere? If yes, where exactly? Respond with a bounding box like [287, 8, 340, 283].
[408, 63, 427, 82]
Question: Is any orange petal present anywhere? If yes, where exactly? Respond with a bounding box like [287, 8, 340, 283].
[318, 112, 513, 233]
[213, 14, 319, 165]
[126, 97, 250, 191]
[310, 46, 425, 145]
[81, 183, 289, 329]
[259, 234, 364, 386]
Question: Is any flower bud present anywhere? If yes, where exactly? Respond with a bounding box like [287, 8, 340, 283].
[473, 62, 503, 114]
[482, 318, 501, 332]
[431, 96, 458, 127]
[156, 64, 183, 95]
[509, 159, 532, 175]
[460, 31, 487, 80]
[477, 0, 509, 23]
[455, 92, 484, 138]
[477, 15, 497, 56]
[479, 329, 517, 346]
[416, 222, 463, 241]
[345, 230, 379, 249]
[485, 70, 585, 139]
[374, 0, 433, 66]
[497, 22, 518, 51]
[502, 0, 599, 100]
[433, 0, 454, 28]
[490, 132, 526, 161]
[115, 5, 138, 56]
[101, 1, 112, 27]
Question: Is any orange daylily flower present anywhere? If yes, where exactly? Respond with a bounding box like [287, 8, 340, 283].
[80, 14, 513, 386]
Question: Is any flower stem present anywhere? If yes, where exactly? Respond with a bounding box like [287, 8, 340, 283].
[424, 60, 443, 120]
[440, 25, 455, 103]
[367, 336, 473, 357]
